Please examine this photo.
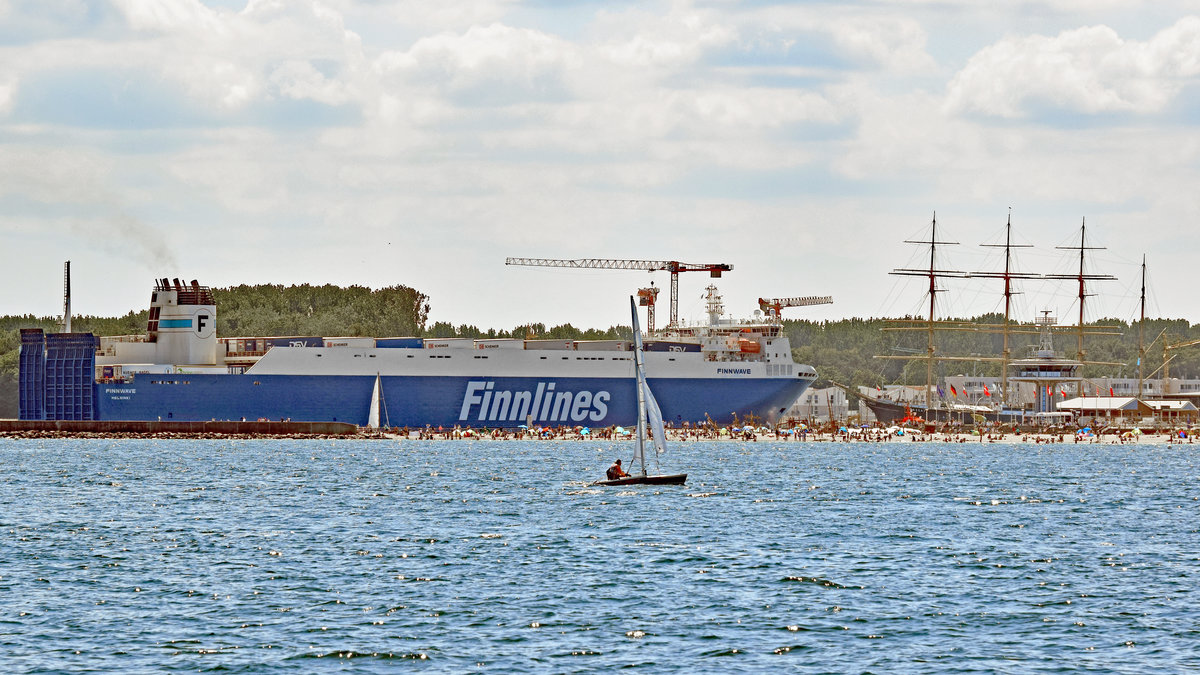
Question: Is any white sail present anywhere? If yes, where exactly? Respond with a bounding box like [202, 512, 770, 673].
[643, 378, 667, 457]
[630, 297, 653, 475]
[367, 374, 381, 429]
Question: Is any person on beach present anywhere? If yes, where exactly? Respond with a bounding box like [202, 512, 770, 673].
[607, 459, 630, 480]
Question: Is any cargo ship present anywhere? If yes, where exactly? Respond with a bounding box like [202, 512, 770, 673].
[19, 279, 817, 428]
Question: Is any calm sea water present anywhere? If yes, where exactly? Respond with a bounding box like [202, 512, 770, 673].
[1, 438, 1198, 673]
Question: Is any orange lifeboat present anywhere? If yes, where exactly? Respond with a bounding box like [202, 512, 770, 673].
[738, 339, 761, 354]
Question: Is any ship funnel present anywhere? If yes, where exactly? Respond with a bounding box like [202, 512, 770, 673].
[62, 261, 71, 333]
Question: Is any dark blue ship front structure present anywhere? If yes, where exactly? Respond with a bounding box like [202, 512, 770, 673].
[19, 329, 100, 421]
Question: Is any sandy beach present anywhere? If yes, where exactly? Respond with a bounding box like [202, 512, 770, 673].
[1, 426, 1194, 445]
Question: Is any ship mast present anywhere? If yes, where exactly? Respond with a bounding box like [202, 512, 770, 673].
[1047, 219, 1115, 362]
[973, 209, 1036, 405]
[1138, 255, 1146, 399]
[889, 213, 967, 413]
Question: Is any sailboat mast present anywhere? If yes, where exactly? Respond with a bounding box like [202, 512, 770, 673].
[634, 367, 648, 476]
[631, 297, 649, 477]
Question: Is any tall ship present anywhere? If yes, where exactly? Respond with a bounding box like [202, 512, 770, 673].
[860, 214, 1119, 426]
[18, 278, 817, 428]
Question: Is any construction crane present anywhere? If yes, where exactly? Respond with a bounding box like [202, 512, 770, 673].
[1163, 336, 1200, 381]
[505, 257, 734, 328]
[757, 295, 833, 322]
[636, 285, 661, 333]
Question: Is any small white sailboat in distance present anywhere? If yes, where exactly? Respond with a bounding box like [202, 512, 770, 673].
[593, 297, 687, 487]
[367, 374, 382, 429]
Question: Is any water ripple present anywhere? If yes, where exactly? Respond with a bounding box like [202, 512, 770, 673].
[1, 439, 1198, 672]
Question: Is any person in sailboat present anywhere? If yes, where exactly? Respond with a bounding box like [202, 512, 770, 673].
[606, 459, 630, 480]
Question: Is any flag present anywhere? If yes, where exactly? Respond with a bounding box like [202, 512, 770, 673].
[1095, 384, 1100, 396]
[1109, 386, 1114, 397]
[877, 385, 882, 392]
[1046, 385, 1051, 397]
[937, 386, 945, 398]
[983, 385, 990, 397]
[950, 384, 958, 397]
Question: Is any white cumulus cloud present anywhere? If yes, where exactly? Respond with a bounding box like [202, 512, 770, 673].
[945, 16, 1200, 118]
[375, 23, 578, 101]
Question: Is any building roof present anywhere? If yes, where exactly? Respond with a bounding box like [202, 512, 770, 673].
[1057, 397, 1145, 412]
[1146, 399, 1199, 412]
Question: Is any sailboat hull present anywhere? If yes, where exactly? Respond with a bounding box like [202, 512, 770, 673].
[591, 473, 687, 487]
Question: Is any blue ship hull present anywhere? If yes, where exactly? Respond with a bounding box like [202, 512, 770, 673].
[97, 373, 809, 428]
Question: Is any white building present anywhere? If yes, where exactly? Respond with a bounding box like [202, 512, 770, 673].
[785, 386, 849, 424]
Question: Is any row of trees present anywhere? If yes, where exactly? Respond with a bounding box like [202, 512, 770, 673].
[2, 282, 1199, 417]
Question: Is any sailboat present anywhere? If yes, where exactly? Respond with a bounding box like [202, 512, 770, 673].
[592, 297, 687, 487]
[366, 373, 384, 429]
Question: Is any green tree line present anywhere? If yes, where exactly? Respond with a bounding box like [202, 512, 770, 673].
[2, 283, 1199, 417]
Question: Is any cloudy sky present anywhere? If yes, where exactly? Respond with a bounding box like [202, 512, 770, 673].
[2, 0, 1199, 333]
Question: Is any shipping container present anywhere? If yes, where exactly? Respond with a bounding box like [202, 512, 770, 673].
[643, 341, 701, 353]
[524, 339, 575, 351]
[266, 336, 324, 348]
[324, 337, 376, 348]
[475, 339, 525, 350]
[423, 338, 475, 349]
[376, 337, 424, 349]
[573, 340, 630, 352]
